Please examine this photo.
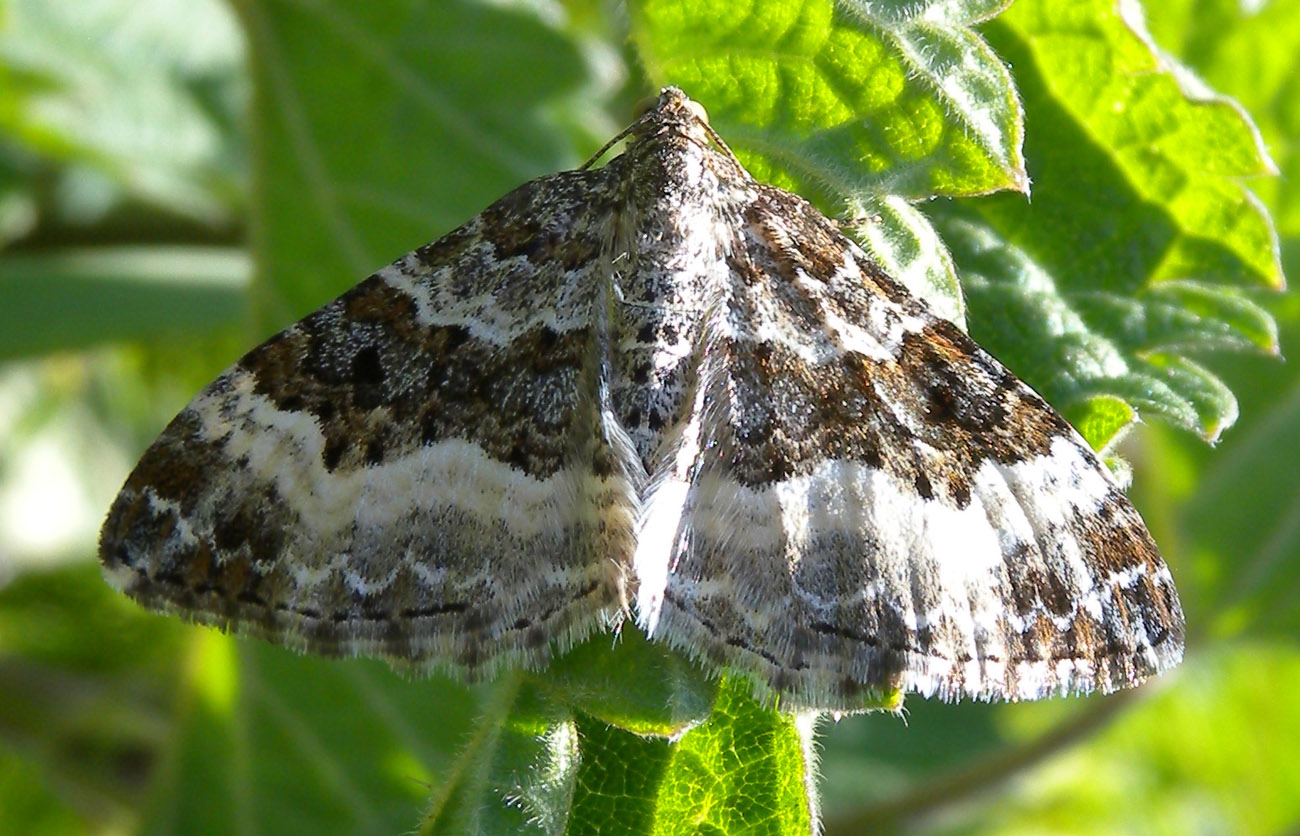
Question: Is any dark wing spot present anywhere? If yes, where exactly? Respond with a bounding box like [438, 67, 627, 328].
[322, 438, 347, 471]
[351, 346, 387, 410]
[351, 346, 385, 385]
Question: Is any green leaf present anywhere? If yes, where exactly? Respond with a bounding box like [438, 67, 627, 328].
[1143, 0, 1300, 240]
[566, 715, 671, 836]
[631, 0, 1025, 203]
[486, 674, 818, 836]
[632, 0, 1280, 443]
[545, 627, 716, 737]
[1070, 281, 1278, 357]
[419, 637, 832, 835]
[650, 677, 816, 835]
[1129, 0, 1300, 642]
[1062, 394, 1134, 454]
[418, 631, 716, 835]
[629, 0, 1026, 323]
[845, 195, 966, 328]
[236, 0, 607, 329]
[936, 0, 1282, 443]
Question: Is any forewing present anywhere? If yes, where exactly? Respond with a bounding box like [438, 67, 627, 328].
[650, 185, 1185, 707]
[100, 169, 633, 675]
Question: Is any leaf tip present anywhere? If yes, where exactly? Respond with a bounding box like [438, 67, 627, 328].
[1008, 164, 1031, 196]
[1199, 408, 1238, 445]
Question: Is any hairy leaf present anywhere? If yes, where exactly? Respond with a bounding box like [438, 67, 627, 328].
[1132, 0, 1300, 639]
[944, 0, 1280, 443]
[633, 0, 1280, 445]
[630, 0, 1028, 325]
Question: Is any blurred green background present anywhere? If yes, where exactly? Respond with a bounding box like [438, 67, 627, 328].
[2, 0, 1298, 834]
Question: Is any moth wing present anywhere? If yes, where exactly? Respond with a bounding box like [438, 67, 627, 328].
[643, 186, 1184, 707]
[100, 169, 634, 674]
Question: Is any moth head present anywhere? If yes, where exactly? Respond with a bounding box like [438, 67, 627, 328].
[583, 87, 718, 171]
[633, 87, 739, 167]
[653, 86, 711, 126]
[643, 86, 713, 144]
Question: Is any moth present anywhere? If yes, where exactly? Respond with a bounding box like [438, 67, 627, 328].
[101, 88, 1183, 709]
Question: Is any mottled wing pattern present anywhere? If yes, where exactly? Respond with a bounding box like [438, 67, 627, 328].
[645, 181, 1184, 706]
[101, 87, 1184, 709]
[100, 169, 634, 674]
